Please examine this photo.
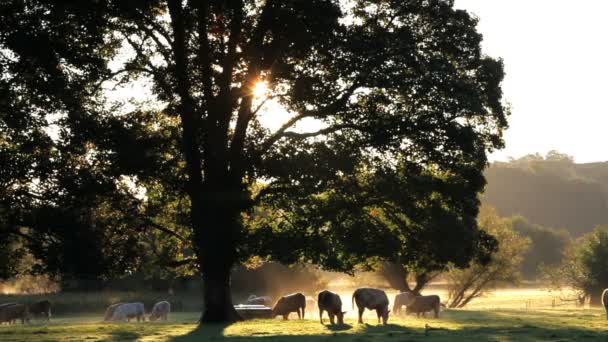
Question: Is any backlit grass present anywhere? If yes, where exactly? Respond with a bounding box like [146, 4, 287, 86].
[1, 289, 607, 341]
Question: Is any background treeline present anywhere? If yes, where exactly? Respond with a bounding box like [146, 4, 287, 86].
[483, 151, 608, 237]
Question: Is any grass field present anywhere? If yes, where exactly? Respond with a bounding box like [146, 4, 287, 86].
[1, 288, 608, 341]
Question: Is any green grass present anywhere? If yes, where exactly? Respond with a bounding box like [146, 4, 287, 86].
[1, 288, 607, 341]
[1, 307, 608, 341]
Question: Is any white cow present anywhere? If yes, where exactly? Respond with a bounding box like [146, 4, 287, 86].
[149, 301, 171, 321]
[111, 302, 145, 322]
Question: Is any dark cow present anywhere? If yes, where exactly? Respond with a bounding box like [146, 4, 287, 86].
[29, 300, 52, 321]
[317, 290, 345, 325]
[0, 303, 30, 324]
[352, 288, 390, 325]
[271, 293, 306, 320]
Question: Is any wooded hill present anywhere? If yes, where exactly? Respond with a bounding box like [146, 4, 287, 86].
[483, 152, 608, 237]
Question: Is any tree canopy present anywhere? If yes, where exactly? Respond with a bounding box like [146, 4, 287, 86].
[0, 0, 508, 322]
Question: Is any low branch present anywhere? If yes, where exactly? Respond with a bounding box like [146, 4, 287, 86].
[159, 257, 198, 268]
[141, 219, 187, 242]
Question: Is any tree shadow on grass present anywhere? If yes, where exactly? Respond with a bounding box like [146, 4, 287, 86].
[107, 330, 141, 341]
[168, 311, 608, 342]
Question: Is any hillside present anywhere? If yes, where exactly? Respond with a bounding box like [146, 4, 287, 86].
[483, 153, 608, 237]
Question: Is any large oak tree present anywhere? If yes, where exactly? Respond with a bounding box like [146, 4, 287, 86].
[0, 0, 508, 322]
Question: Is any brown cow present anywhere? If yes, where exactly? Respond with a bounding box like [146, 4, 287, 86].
[29, 300, 52, 321]
[395, 292, 440, 318]
[317, 290, 345, 325]
[271, 293, 306, 320]
[352, 288, 390, 325]
[0, 303, 30, 324]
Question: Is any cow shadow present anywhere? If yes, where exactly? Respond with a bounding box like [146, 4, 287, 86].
[323, 323, 352, 331]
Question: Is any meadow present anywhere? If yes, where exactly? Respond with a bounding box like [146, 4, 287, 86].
[1, 288, 608, 341]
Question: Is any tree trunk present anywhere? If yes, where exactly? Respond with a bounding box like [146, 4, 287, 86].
[194, 186, 246, 324]
[201, 267, 241, 322]
[380, 262, 410, 292]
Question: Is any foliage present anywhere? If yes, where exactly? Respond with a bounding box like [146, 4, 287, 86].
[543, 225, 608, 306]
[510, 216, 570, 279]
[446, 206, 530, 308]
[1, 0, 507, 321]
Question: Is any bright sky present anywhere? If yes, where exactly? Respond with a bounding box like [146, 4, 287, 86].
[454, 0, 608, 163]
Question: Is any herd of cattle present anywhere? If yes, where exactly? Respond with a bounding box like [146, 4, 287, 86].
[247, 287, 442, 325]
[0, 288, 438, 326]
[0, 300, 171, 325]
[5, 288, 608, 326]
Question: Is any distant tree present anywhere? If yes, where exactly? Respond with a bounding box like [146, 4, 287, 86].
[1, 0, 508, 322]
[544, 226, 608, 306]
[446, 206, 530, 308]
[511, 216, 570, 279]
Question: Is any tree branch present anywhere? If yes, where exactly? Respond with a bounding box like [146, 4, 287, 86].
[194, 1, 214, 109]
[141, 219, 187, 242]
[259, 81, 362, 153]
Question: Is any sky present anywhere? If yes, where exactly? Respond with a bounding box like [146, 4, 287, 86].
[454, 0, 608, 163]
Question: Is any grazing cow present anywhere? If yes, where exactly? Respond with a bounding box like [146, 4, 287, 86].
[317, 290, 345, 325]
[111, 302, 145, 322]
[395, 292, 441, 318]
[104, 303, 124, 321]
[29, 300, 52, 321]
[394, 292, 440, 318]
[352, 288, 390, 325]
[149, 301, 171, 321]
[0, 303, 30, 324]
[245, 295, 272, 306]
[271, 293, 306, 320]
[602, 289, 608, 319]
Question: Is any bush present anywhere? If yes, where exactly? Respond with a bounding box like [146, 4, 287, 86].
[446, 206, 530, 308]
[544, 225, 608, 306]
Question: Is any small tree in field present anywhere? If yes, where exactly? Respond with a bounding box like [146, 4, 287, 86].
[446, 206, 529, 308]
[544, 226, 608, 306]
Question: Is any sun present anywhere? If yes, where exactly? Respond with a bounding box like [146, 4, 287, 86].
[253, 80, 269, 99]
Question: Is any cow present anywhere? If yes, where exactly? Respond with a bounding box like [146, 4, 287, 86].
[28, 300, 52, 321]
[0, 303, 18, 324]
[104, 303, 124, 321]
[0, 303, 30, 325]
[245, 295, 272, 306]
[149, 301, 171, 321]
[111, 302, 145, 322]
[394, 292, 440, 318]
[602, 289, 608, 319]
[317, 290, 345, 325]
[352, 288, 390, 325]
[271, 293, 306, 320]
